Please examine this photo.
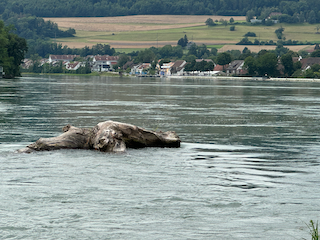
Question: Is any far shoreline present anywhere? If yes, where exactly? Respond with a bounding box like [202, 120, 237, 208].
[165, 75, 320, 82]
[21, 72, 320, 82]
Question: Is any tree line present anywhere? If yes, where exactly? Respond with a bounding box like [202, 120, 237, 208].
[1, 0, 320, 23]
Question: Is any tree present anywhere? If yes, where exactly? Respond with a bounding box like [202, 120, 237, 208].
[205, 18, 215, 26]
[311, 49, 320, 57]
[275, 27, 284, 40]
[307, 10, 317, 24]
[244, 56, 257, 75]
[246, 9, 255, 22]
[136, 48, 156, 63]
[0, 22, 28, 78]
[280, 53, 294, 76]
[117, 54, 131, 68]
[256, 52, 278, 77]
[229, 17, 234, 24]
[211, 48, 218, 56]
[217, 52, 232, 70]
[220, 19, 228, 27]
[244, 32, 256, 37]
[177, 34, 188, 47]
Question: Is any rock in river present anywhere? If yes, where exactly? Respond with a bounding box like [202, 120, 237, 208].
[18, 120, 181, 153]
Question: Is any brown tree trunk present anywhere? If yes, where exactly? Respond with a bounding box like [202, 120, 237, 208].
[18, 120, 181, 153]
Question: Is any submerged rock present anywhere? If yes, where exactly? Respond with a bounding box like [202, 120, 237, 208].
[18, 120, 181, 153]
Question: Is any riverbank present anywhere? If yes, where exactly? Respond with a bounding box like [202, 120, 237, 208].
[21, 72, 320, 82]
[166, 75, 320, 82]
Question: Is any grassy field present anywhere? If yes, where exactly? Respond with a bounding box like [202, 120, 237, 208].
[44, 15, 320, 53]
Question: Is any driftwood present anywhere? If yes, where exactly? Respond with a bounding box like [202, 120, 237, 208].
[18, 120, 181, 153]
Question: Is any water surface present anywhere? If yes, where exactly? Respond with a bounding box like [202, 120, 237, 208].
[1, 75, 320, 239]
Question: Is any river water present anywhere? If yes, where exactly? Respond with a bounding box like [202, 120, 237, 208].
[1, 75, 320, 239]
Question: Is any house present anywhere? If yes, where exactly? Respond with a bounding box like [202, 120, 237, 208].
[214, 64, 229, 72]
[250, 19, 262, 24]
[123, 61, 135, 70]
[131, 63, 151, 75]
[21, 59, 33, 69]
[66, 61, 81, 71]
[226, 60, 245, 75]
[158, 60, 188, 76]
[160, 62, 175, 76]
[92, 55, 119, 72]
[49, 55, 79, 63]
[300, 57, 320, 70]
[170, 60, 187, 75]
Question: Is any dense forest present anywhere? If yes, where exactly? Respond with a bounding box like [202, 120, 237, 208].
[1, 0, 320, 22]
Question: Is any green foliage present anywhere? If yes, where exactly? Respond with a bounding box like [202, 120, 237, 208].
[184, 60, 214, 72]
[244, 32, 256, 37]
[211, 48, 218, 56]
[246, 9, 255, 22]
[311, 50, 320, 57]
[230, 26, 235, 31]
[244, 51, 279, 77]
[205, 18, 216, 26]
[26, 41, 115, 58]
[217, 52, 232, 67]
[307, 220, 319, 240]
[244, 56, 257, 75]
[237, 37, 253, 45]
[136, 48, 156, 63]
[280, 52, 294, 76]
[0, 21, 28, 78]
[275, 27, 285, 40]
[177, 35, 188, 48]
[115, 54, 131, 68]
[256, 52, 278, 76]
[4, 14, 75, 40]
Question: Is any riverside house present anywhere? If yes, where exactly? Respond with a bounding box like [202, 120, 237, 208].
[226, 60, 245, 75]
[49, 55, 79, 63]
[92, 55, 119, 72]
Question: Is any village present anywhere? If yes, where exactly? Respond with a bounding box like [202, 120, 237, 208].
[20, 52, 320, 78]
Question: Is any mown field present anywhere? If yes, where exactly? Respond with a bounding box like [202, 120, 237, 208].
[44, 15, 320, 53]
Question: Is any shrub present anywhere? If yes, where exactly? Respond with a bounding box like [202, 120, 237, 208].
[244, 32, 256, 37]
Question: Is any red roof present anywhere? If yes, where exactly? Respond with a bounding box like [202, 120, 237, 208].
[214, 64, 228, 71]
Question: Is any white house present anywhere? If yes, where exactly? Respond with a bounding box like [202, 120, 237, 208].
[92, 55, 119, 72]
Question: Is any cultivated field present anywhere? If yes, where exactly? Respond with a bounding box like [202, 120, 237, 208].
[44, 15, 318, 52]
